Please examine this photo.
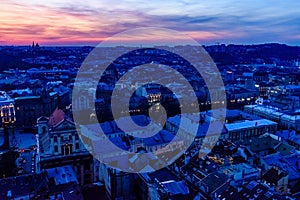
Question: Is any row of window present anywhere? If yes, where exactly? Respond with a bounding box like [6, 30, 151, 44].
[53, 134, 79, 142]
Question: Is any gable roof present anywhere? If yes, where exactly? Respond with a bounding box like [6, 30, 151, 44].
[37, 116, 49, 123]
[51, 119, 75, 131]
[48, 108, 65, 127]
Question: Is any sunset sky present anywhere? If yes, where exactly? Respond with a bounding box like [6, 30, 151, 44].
[1, 0, 299, 46]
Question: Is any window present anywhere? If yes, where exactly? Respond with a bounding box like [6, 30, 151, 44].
[76, 143, 79, 149]
[84, 162, 90, 171]
[54, 145, 58, 152]
[42, 126, 46, 134]
[61, 144, 72, 156]
[54, 136, 57, 142]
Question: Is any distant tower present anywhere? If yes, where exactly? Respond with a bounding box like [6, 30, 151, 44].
[31, 41, 40, 54]
[0, 91, 16, 150]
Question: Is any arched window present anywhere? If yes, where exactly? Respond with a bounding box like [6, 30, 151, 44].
[61, 144, 72, 155]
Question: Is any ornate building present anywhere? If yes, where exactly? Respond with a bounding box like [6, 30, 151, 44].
[0, 91, 16, 149]
[0, 91, 17, 178]
[37, 108, 94, 185]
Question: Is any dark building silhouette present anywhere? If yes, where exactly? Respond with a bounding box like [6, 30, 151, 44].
[14, 89, 57, 129]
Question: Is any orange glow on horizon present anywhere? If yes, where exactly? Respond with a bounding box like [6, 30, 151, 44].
[0, 1, 229, 46]
[1, 0, 298, 46]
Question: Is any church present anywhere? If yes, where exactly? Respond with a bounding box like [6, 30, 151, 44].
[36, 108, 94, 185]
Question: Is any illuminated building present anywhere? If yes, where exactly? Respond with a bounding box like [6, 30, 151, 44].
[0, 91, 16, 149]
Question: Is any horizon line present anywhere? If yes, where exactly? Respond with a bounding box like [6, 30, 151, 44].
[0, 42, 299, 48]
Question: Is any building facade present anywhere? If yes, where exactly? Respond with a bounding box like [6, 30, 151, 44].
[37, 108, 94, 185]
[225, 119, 277, 141]
[15, 90, 58, 129]
[244, 105, 300, 132]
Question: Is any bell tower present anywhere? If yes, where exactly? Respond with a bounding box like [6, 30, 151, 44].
[0, 91, 16, 150]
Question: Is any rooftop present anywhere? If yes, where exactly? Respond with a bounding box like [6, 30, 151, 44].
[245, 105, 300, 121]
[148, 168, 179, 182]
[143, 130, 178, 146]
[249, 134, 281, 153]
[0, 172, 48, 199]
[47, 108, 70, 127]
[262, 154, 300, 181]
[225, 119, 277, 132]
[220, 163, 258, 177]
[200, 172, 229, 193]
[0, 91, 14, 104]
[262, 167, 286, 185]
[159, 180, 189, 196]
[46, 165, 78, 185]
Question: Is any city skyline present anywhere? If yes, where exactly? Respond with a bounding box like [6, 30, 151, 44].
[1, 0, 300, 46]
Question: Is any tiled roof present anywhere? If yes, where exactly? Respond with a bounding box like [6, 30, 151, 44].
[48, 108, 65, 126]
